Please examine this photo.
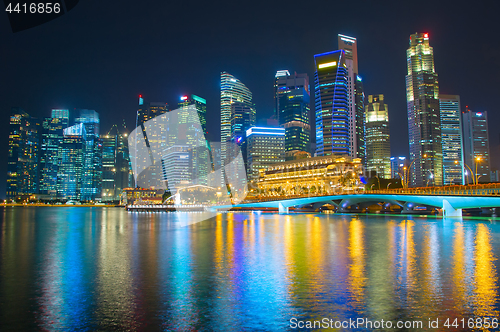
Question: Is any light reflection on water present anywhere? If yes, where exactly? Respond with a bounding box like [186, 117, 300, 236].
[0, 207, 500, 331]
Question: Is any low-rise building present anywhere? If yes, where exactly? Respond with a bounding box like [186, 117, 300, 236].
[121, 188, 164, 205]
[257, 155, 363, 196]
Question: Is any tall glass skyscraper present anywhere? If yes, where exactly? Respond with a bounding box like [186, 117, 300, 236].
[314, 50, 349, 156]
[338, 34, 365, 162]
[75, 109, 102, 201]
[179, 94, 208, 136]
[274, 71, 310, 160]
[102, 121, 134, 202]
[135, 97, 169, 189]
[365, 95, 391, 179]
[176, 97, 211, 185]
[6, 108, 40, 200]
[220, 72, 253, 180]
[39, 109, 70, 198]
[57, 123, 85, 200]
[439, 95, 463, 185]
[406, 32, 443, 186]
[462, 107, 490, 183]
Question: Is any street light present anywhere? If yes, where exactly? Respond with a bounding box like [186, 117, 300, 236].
[454, 160, 476, 185]
[427, 171, 434, 187]
[475, 156, 482, 184]
[403, 154, 427, 188]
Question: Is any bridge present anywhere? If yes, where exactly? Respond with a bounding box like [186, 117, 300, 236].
[214, 191, 500, 217]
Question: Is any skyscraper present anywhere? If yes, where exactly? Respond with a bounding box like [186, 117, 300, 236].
[75, 109, 102, 201]
[137, 97, 169, 128]
[230, 102, 255, 144]
[314, 50, 349, 156]
[221, 72, 253, 153]
[135, 96, 169, 189]
[179, 94, 208, 136]
[462, 107, 490, 183]
[220, 72, 253, 179]
[338, 34, 365, 161]
[175, 99, 211, 185]
[274, 71, 311, 160]
[102, 122, 134, 202]
[246, 127, 285, 182]
[354, 75, 365, 163]
[365, 95, 391, 179]
[39, 109, 70, 198]
[57, 123, 85, 200]
[6, 108, 40, 200]
[439, 95, 463, 185]
[406, 32, 443, 186]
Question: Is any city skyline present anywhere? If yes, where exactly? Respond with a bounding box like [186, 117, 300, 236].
[2, 1, 499, 197]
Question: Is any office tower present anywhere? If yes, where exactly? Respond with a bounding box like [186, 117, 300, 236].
[220, 72, 253, 168]
[57, 123, 84, 200]
[406, 32, 443, 186]
[102, 122, 134, 202]
[439, 95, 464, 185]
[246, 127, 285, 182]
[274, 71, 311, 160]
[161, 145, 192, 193]
[354, 75, 365, 163]
[390, 156, 407, 179]
[338, 34, 365, 161]
[137, 96, 169, 128]
[6, 108, 40, 200]
[314, 50, 349, 156]
[174, 100, 211, 186]
[179, 94, 208, 135]
[230, 102, 255, 143]
[134, 97, 169, 189]
[75, 109, 102, 201]
[462, 107, 491, 183]
[39, 109, 70, 198]
[365, 95, 391, 179]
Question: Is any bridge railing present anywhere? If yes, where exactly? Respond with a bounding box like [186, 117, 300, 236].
[246, 184, 500, 202]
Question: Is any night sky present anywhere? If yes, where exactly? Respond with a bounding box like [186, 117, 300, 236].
[1, 0, 499, 197]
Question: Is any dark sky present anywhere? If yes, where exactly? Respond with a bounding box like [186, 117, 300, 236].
[1, 0, 499, 197]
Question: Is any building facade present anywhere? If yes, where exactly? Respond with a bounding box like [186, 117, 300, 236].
[390, 156, 407, 179]
[365, 95, 391, 179]
[220, 72, 253, 169]
[39, 109, 70, 198]
[179, 94, 208, 136]
[274, 71, 311, 160]
[246, 127, 285, 182]
[406, 32, 443, 186]
[462, 107, 490, 183]
[258, 155, 363, 196]
[57, 123, 85, 200]
[102, 122, 134, 202]
[439, 95, 463, 185]
[75, 109, 102, 201]
[314, 50, 349, 156]
[6, 108, 40, 200]
[338, 34, 365, 162]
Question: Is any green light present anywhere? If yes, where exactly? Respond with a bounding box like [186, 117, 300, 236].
[192, 95, 206, 104]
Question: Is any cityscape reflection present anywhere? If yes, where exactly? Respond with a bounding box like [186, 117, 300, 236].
[0, 208, 500, 330]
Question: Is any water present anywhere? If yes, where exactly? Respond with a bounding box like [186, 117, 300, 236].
[1, 207, 499, 331]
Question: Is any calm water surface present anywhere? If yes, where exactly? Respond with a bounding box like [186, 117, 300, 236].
[1, 207, 500, 331]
